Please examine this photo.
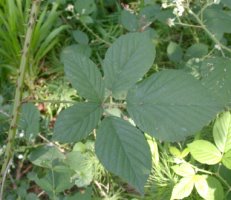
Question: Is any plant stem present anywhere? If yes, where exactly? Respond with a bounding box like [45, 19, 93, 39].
[0, 0, 41, 187]
[22, 99, 75, 104]
[80, 20, 111, 46]
[188, 8, 231, 54]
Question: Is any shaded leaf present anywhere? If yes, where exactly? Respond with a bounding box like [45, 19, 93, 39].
[18, 103, 40, 141]
[103, 32, 155, 98]
[127, 70, 222, 141]
[72, 30, 89, 44]
[167, 42, 183, 62]
[204, 176, 224, 200]
[200, 57, 231, 107]
[53, 103, 103, 143]
[29, 146, 65, 168]
[63, 53, 104, 102]
[95, 117, 152, 194]
[185, 43, 208, 60]
[120, 10, 138, 32]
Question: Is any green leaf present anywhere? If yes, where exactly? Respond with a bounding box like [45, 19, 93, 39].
[120, 10, 139, 32]
[95, 117, 152, 194]
[188, 140, 222, 165]
[75, 0, 96, 15]
[72, 30, 89, 45]
[184, 43, 208, 60]
[167, 42, 183, 63]
[213, 112, 231, 153]
[222, 0, 231, 8]
[61, 44, 92, 60]
[222, 149, 231, 169]
[66, 151, 94, 187]
[18, 103, 40, 141]
[172, 163, 195, 177]
[53, 103, 103, 143]
[194, 175, 209, 199]
[103, 32, 155, 98]
[28, 170, 74, 195]
[127, 70, 222, 141]
[204, 176, 224, 200]
[171, 177, 194, 199]
[63, 53, 104, 102]
[199, 57, 231, 106]
[169, 146, 181, 157]
[204, 6, 231, 39]
[29, 146, 65, 168]
[65, 187, 92, 200]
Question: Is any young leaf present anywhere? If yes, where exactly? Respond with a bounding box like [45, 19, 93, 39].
[18, 103, 40, 141]
[29, 146, 65, 168]
[194, 175, 209, 199]
[171, 177, 194, 200]
[103, 32, 155, 98]
[169, 146, 181, 157]
[188, 140, 222, 165]
[171, 163, 195, 177]
[63, 53, 105, 102]
[222, 149, 231, 169]
[167, 42, 183, 63]
[213, 112, 231, 153]
[72, 30, 89, 45]
[95, 117, 152, 194]
[184, 43, 208, 60]
[53, 103, 103, 143]
[120, 10, 139, 32]
[127, 70, 222, 141]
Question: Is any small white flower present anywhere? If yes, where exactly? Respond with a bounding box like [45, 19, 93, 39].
[65, 4, 74, 12]
[215, 44, 222, 51]
[214, 0, 220, 4]
[18, 154, 23, 160]
[195, 58, 200, 63]
[81, 9, 86, 14]
[19, 131, 24, 138]
[167, 18, 175, 27]
[162, 3, 168, 9]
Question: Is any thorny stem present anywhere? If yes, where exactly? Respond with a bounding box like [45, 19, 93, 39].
[0, 0, 41, 192]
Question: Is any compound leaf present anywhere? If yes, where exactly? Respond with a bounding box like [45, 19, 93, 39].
[103, 32, 155, 98]
[127, 70, 222, 141]
[188, 140, 222, 165]
[95, 117, 152, 194]
[53, 102, 103, 143]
